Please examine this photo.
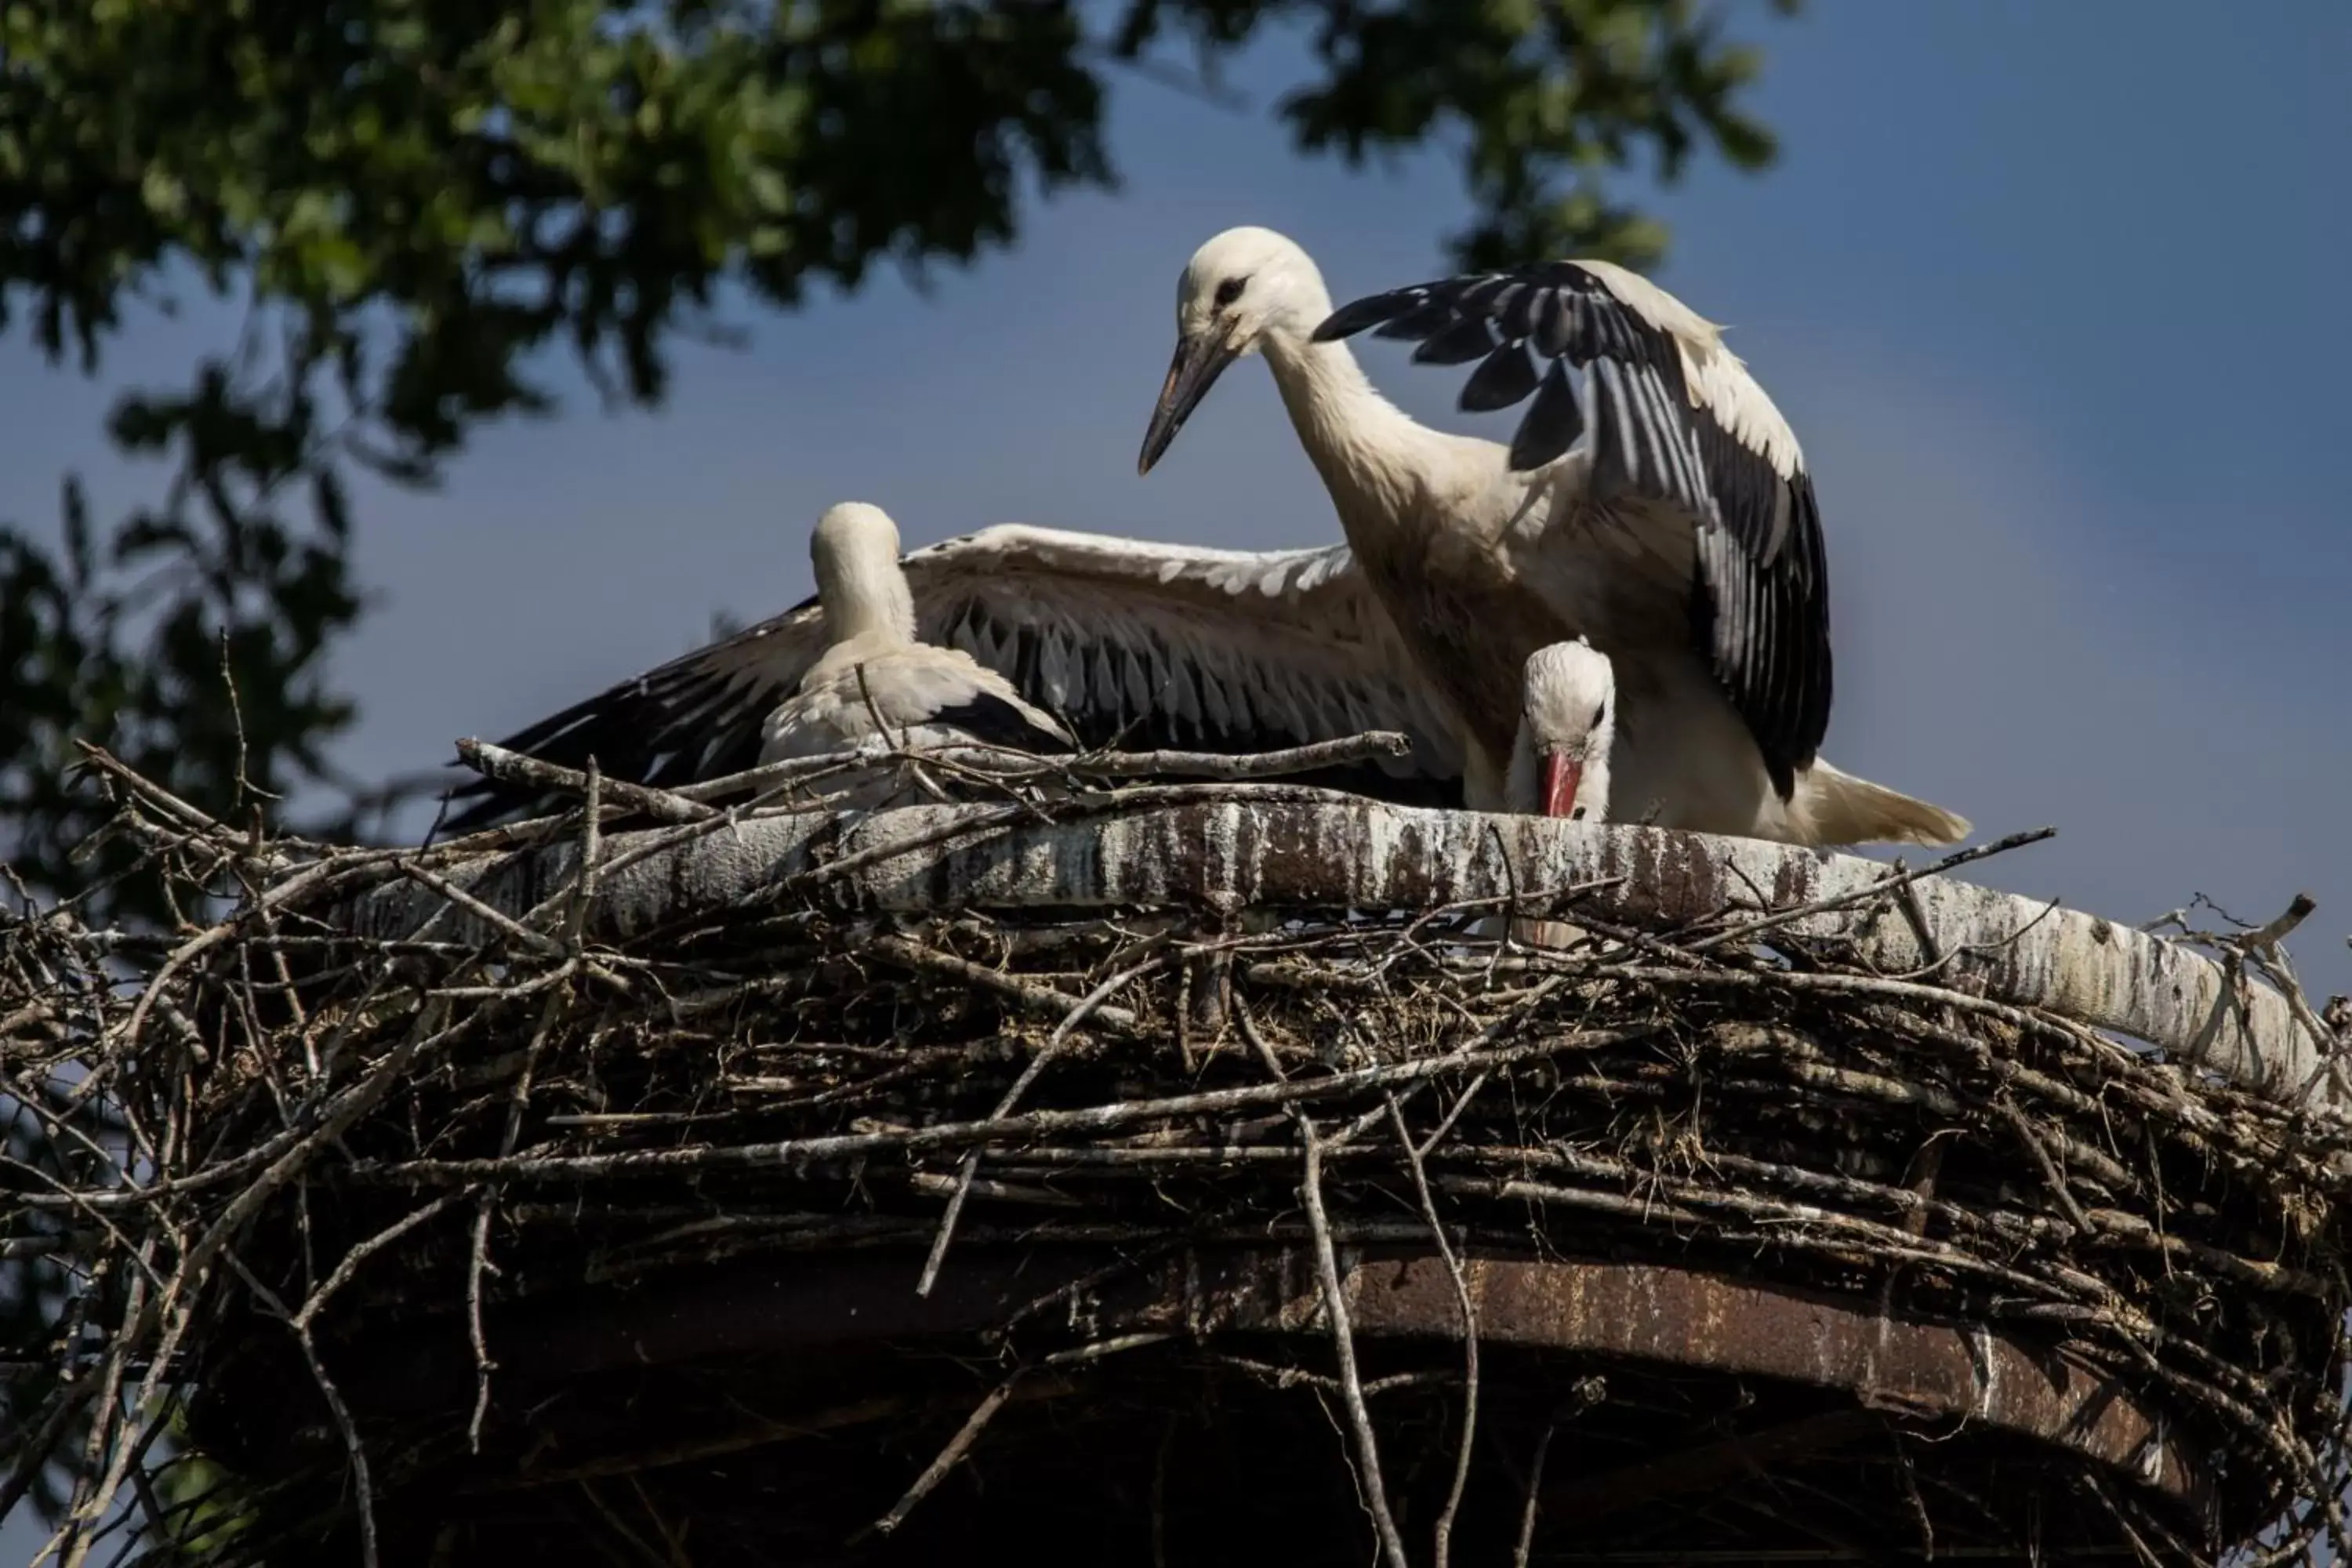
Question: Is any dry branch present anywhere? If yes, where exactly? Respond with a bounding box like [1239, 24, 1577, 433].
[3, 739, 2347, 1567]
[343, 796, 2324, 1106]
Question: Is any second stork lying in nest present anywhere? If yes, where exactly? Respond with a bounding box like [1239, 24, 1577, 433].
[756, 503, 1073, 805]
[441, 503, 1466, 831]
[1137, 226, 1968, 848]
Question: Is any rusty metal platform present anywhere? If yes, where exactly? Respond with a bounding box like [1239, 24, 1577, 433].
[201, 1241, 2219, 1565]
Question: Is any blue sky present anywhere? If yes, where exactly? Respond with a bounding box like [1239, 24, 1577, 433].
[2, 3, 2347, 1552]
[3, 2, 2347, 978]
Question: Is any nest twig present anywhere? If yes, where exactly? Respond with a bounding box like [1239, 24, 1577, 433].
[4, 736, 2350, 1568]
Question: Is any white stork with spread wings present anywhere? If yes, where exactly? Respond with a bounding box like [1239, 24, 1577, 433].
[1137, 227, 1965, 848]
[441, 507, 1463, 831]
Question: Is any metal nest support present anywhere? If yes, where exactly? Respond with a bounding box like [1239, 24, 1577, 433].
[5, 736, 2350, 1567]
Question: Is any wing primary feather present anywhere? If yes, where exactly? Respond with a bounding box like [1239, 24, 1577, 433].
[1374, 299, 1456, 341]
[1413, 314, 1498, 366]
[1498, 282, 1549, 342]
[1622, 366, 1676, 500]
[1591, 360, 1642, 492]
[1460, 340, 1541, 412]
[1120, 641, 1154, 717]
[1314, 289, 1421, 341]
[1530, 288, 1574, 358]
[1508, 359, 1585, 471]
[923, 691, 1074, 753]
[1454, 276, 1512, 311]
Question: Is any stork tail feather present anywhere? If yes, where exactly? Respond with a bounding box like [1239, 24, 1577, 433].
[1800, 764, 1971, 848]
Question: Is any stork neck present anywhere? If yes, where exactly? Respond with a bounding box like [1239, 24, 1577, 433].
[815, 554, 918, 647]
[1261, 332, 1434, 521]
[1504, 723, 1540, 815]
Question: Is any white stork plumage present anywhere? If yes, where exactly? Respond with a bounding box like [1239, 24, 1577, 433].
[1507, 639, 1617, 823]
[1504, 639, 1619, 950]
[1137, 227, 1967, 848]
[441, 508, 1465, 832]
[755, 503, 1074, 803]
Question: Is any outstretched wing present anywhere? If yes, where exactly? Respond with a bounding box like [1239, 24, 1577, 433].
[440, 524, 1465, 830]
[1316, 260, 1831, 793]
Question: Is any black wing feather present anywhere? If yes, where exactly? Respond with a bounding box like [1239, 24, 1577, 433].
[1459, 339, 1540, 412]
[439, 594, 818, 833]
[921, 691, 1074, 753]
[1508, 360, 1584, 473]
[1411, 314, 1496, 366]
[1313, 260, 1834, 789]
[1316, 288, 1424, 340]
[1371, 299, 1454, 341]
[924, 589, 1457, 806]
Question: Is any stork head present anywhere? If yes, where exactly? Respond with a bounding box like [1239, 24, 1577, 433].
[1138, 227, 1332, 474]
[1510, 638, 1617, 822]
[810, 501, 916, 644]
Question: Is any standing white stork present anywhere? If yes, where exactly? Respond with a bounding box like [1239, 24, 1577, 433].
[1136, 227, 1966, 848]
[441, 511, 1467, 832]
[757, 503, 1076, 804]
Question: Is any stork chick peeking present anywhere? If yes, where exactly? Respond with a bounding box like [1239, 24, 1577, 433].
[1138, 226, 1967, 848]
[761, 503, 1074, 804]
[1509, 640, 1616, 824]
[1504, 639, 1617, 949]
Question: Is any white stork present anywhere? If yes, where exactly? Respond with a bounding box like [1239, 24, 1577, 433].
[1508, 639, 1617, 823]
[441, 510, 1465, 832]
[1136, 227, 1967, 848]
[756, 503, 1075, 803]
[1503, 638, 1619, 949]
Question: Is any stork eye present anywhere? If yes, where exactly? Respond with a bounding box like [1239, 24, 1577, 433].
[1214, 275, 1249, 307]
[1591, 702, 1607, 726]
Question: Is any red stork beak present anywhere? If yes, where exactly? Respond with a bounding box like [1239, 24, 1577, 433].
[1541, 753, 1583, 818]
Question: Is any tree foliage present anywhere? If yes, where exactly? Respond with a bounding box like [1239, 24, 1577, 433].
[0, 0, 1788, 1507]
[0, 0, 1791, 921]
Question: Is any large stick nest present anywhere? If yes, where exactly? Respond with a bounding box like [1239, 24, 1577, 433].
[6, 739, 2352, 1568]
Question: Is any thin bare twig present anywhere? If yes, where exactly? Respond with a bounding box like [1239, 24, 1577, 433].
[368, 1022, 1663, 1187]
[1513, 1420, 1559, 1568]
[456, 739, 716, 825]
[227, 1254, 381, 1568]
[861, 1377, 1020, 1541]
[916, 949, 1167, 1295]
[1296, 1116, 1410, 1568]
[869, 934, 1140, 1033]
[469, 993, 564, 1450]
[855, 1334, 1171, 1543]
[1388, 1094, 1477, 1568]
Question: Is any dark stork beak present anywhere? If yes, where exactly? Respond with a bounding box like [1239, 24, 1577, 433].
[1138, 331, 1240, 476]
[1541, 753, 1584, 819]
